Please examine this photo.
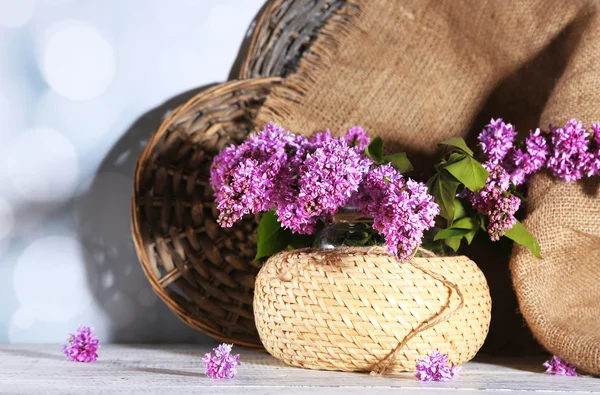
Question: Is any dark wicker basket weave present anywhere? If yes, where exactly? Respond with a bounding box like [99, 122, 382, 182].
[132, 0, 347, 348]
[239, 0, 349, 79]
[132, 78, 281, 349]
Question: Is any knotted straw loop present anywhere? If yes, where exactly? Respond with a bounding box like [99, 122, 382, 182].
[369, 248, 465, 376]
[271, 246, 466, 376]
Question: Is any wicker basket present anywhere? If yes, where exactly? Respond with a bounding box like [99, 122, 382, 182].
[132, 0, 351, 347]
[254, 247, 492, 372]
[239, 0, 351, 79]
[132, 77, 281, 349]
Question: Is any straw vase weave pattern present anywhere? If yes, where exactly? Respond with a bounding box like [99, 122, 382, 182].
[254, 247, 491, 372]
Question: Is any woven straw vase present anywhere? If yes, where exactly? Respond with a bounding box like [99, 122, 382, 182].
[254, 247, 492, 372]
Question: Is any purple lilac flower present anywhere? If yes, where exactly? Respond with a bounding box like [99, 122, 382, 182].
[210, 123, 308, 227]
[546, 119, 591, 182]
[297, 138, 371, 218]
[478, 118, 516, 164]
[62, 325, 99, 363]
[359, 164, 439, 261]
[272, 134, 372, 234]
[508, 128, 549, 186]
[586, 123, 600, 177]
[309, 129, 333, 144]
[487, 193, 520, 241]
[415, 350, 460, 382]
[203, 343, 240, 379]
[344, 126, 370, 150]
[211, 124, 375, 234]
[467, 165, 520, 241]
[543, 355, 577, 376]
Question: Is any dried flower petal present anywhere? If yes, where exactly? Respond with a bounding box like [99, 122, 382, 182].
[203, 343, 240, 379]
[543, 355, 577, 376]
[62, 325, 99, 363]
[415, 350, 460, 382]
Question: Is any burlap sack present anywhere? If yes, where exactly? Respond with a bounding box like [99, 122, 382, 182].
[511, 173, 600, 374]
[255, 0, 600, 365]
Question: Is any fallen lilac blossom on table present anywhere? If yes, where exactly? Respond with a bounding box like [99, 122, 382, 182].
[543, 355, 577, 376]
[203, 344, 240, 379]
[62, 325, 99, 363]
[415, 350, 460, 381]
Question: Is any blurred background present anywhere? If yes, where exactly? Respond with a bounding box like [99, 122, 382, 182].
[0, 0, 265, 343]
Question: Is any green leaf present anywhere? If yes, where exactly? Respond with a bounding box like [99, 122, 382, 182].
[428, 172, 460, 221]
[459, 217, 480, 244]
[444, 156, 489, 192]
[434, 216, 479, 241]
[480, 216, 487, 232]
[464, 228, 477, 245]
[452, 199, 467, 221]
[365, 136, 383, 163]
[444, 236, 462, 252]
[434, 227, 471, 241]
[383, 152, 413, 173]
[446, 151, 467, 164]
[255, 211, 287, 260]
[439, 137, 474, 156]
[452, 216, 478, 230]
[504, 220, 542, 259]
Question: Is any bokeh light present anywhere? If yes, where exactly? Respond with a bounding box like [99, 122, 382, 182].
[13, 236, 96, 323]
[40, 20, 116, 100]
[0, 0, 35, 28]
[5, 127, 78, 203]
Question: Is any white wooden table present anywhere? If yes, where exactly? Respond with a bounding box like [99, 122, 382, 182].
[0, 345, 597, 394]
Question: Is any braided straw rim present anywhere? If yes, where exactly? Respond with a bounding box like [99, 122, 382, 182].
[239, 0, 350, 79]
[254, 247, 492, 372]
[132, 77, 281, 350]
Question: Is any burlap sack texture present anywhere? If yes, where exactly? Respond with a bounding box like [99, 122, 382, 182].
[255, 0, 600, 363]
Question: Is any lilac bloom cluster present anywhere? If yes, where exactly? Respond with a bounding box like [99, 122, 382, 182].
[472, 119, 550, 240]
[212, 123, 438, 261]
[358, 164, 439, 261]
[203, 343, 240, 379]
[588, 123, 600, 176]
[478, 118, 517, 165]
[472, 117, 600, 240]
[543, 355, 577, 376]
[479, 118, 548, 186]
[62, 325, 99, 363]
[480, 118, 600, 185]
[509, 128, 549, 186]
[415, 350, 460, 382]
[466, 165, 521, 241]
[547, 119, 595, 182]
[293, 138, 371, 225]
[210, 123, 306, 227]
[344, 126, 370, 150]
[210, 123, 371, 234]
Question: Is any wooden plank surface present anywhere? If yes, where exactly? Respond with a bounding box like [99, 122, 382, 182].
[0, 345, 597, 394]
